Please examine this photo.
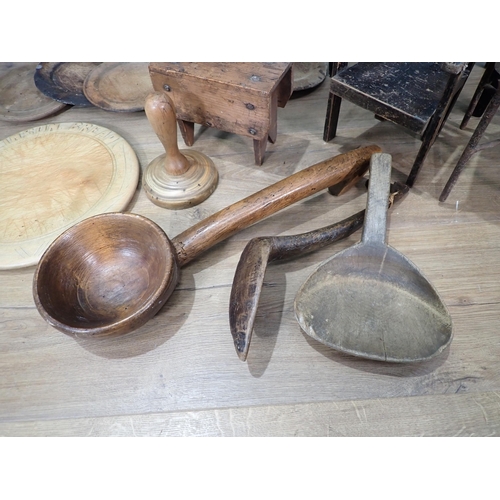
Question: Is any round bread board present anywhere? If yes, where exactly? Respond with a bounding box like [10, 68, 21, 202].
[0, 122, 140, 269]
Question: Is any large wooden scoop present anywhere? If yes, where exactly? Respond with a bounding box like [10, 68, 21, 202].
[294, 153, 453, 363]
[34, 145, 380, 337]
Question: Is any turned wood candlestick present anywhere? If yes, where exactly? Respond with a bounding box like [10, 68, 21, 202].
[143, 91, 219, 209]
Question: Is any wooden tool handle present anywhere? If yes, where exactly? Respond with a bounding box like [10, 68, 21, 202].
[172, 145, 381, 266]
[264, 182, 408, 261]
[361, 152, 392, 245]
[145, 91, 191, 175]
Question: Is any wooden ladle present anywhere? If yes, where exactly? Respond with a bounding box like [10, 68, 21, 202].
[33, 145, 380, 338]
[143, 91, 219, 209]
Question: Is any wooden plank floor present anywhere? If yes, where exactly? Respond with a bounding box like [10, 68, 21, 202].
[1, 63, 499, 436]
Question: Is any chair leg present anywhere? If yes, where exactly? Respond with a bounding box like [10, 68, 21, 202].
[323, 63, 347, 143]
[406, 66, 472, 187]
[461, 63, 497, 130]
[323, 93, 342, 142]
[406, 134, 436, 187]
[439, 86, 500, 202]
[406, 106, 449, 187]
[437, 63, 474, 136]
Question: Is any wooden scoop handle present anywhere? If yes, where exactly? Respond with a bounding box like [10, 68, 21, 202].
[362, 152, 392, 245]
[172, 145, 381, 266]
[145, 91, 191, 176]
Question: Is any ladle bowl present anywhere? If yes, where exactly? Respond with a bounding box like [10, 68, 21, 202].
[33, 145, 381, 337]
[33, 213, 178, 336]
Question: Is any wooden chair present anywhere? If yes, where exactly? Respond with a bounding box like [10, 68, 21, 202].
[323, 62, 474, 186]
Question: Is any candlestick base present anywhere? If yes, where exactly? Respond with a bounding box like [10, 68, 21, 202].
[143, 149, 219, 209]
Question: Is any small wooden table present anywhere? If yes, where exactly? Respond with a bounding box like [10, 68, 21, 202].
[148, 63, 293, 165]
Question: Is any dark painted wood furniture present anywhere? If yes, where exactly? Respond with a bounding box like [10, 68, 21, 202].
[148, 63, 293, 165]
[440, 64, 500, 202]
[460, 62, 499, 130]
[323, 62, 474, 186]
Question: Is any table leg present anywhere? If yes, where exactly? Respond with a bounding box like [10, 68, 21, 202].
[268, 93, 278, 144]
[253, 137, 267, 166]
[178, 119, 195, 146]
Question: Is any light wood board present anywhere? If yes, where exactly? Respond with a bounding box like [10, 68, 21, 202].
[0, 122, 139, 269]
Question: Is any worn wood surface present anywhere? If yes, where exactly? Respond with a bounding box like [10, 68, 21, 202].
[230, 210, 365, 361]
[329, 63, 462, 134]
[2, 391, 498, 436]
[0, 63, 499, 436]
[0, 63, 68, 122]
[324, 62, 473, 189]
[83, 62, 154, 112]
[34, 62, 100, 107]
[33, 213, 179, 338]
[149, 63, 293, 165]
[292, 63, 328, 92]
[295, 154, 453, 362]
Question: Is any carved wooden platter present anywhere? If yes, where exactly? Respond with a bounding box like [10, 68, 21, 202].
[83, 62, 154, 112]
[34, 62, 101, 107]
[0, 122, 140, 269]
[0, 63, 68, 122]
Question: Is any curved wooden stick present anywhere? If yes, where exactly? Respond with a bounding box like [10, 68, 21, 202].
[172, 145, 382, 266]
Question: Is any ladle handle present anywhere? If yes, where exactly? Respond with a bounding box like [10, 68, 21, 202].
[145, 91, 191, 176]
[172, 145, 382, 266]
[361, 152, 392, 245]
